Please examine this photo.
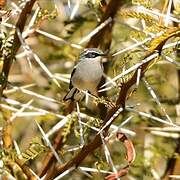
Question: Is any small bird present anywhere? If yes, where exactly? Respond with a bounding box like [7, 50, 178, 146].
[63, 48, 107, 101]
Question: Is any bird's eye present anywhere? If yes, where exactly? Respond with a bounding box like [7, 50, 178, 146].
[86, 52, 98, 58]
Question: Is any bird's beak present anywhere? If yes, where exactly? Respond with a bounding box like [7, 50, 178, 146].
[100, 52, 109, 63]
[100, 52, 108, 57]
[99, 49, 110, 57]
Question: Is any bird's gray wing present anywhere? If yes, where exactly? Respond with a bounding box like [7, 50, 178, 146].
[69, 67, 76, 89]
[63, 87, 78, 101]
[63, 67, 77, 101]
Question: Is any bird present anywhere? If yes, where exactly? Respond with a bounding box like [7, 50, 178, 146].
[63, 48, 107, 101]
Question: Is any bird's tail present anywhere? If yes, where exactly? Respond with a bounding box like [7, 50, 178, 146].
[63, 87, 78, 101]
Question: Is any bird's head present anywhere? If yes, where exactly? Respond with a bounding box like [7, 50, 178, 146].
[80, 48, 107, 61]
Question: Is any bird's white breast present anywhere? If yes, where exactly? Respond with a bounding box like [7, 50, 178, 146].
[71, 58, 103, 94]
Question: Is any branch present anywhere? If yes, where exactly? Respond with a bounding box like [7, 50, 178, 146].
[52, 27, 180, 179]
[41, 0, 125, 179]
[0, 1, 37, 179]
[87, 0, 124, 48]
[0, 0, 6, 8]
[0, 0, 36, 98]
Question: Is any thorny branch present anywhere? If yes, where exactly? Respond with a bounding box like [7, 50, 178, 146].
[40, 0, 180, 178]
[51, 27, 180, 179]
[1, 1, 179, 180]
[0, 0, 36, 98]
[0, 1, 37, 179]
[38, 0, 126, 179]
[41, 0, 125, 178]
[0, 0, 37, 151]
[87, 0, 124, 48]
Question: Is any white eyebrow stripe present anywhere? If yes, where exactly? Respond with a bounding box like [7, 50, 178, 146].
[84, 51, 95, 54]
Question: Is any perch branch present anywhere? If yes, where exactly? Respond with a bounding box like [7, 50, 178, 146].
[52, 27, 180, 179]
